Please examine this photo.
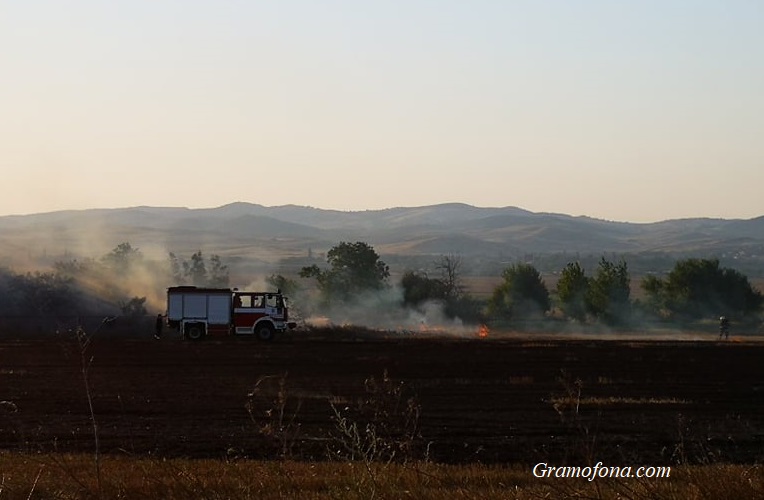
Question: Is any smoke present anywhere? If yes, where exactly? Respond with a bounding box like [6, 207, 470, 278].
[116, 262, 168, 312]
[59, 256, 169, 314]
[240, 276, 273, 294]
[283, 283, 479, 336]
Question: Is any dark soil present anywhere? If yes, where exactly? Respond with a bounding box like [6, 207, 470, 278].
[2, 330, 763, 465]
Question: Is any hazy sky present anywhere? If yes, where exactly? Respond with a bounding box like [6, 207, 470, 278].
[2, 1, 762, 222]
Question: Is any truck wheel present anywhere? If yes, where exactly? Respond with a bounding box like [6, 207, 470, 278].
[255, 323, 275, 342]
[186, 324, 205, 341]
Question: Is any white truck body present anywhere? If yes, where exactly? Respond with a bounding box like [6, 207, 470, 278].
[168, 289, 232, 325]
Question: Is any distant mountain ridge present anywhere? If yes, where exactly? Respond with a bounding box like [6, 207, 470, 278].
[1, 203, 763, 271]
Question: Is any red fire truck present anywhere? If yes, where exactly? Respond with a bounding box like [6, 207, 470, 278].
[166, 286, 296, 341]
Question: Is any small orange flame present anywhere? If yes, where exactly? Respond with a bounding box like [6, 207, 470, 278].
[478, 324, 489, 338]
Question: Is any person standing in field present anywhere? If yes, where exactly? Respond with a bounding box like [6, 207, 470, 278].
[719, 316, 730, 340]
[155, 313, 164, 340]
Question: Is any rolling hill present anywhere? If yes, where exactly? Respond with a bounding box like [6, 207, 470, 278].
[1, 203, 763, 275]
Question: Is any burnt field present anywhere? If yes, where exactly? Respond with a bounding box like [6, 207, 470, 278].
[2, 330, 763, 465]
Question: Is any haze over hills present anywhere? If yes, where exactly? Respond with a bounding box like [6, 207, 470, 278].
[1, 203, 763, 276]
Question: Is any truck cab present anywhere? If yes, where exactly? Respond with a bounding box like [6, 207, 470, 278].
[232, 291, 291, 340]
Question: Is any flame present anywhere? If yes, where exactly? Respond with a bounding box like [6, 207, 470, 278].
[478, 324, 489, 338]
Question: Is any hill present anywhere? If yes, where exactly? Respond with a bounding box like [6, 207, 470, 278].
[1, 203, 763, 276]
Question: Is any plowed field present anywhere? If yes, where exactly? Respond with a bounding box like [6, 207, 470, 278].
[2, 331, 763, 464]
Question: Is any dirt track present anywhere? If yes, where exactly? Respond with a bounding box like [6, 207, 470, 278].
[2, 331, 763, 464]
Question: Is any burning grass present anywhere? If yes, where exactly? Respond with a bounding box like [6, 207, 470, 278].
[289, 320, 764, 344]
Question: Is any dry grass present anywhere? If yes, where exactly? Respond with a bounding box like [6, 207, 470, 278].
[0, 453, 763, 499]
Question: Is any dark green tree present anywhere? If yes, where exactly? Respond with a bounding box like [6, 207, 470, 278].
[400, 271, 447, 307]
[300, 241, 389, 302]
[642, 258, 763, 319]
[586, 257, 631, 324]
[556, 261, 589, 321]
[488, 263, 550, 319]
[266, 273, 300, 296]
[641, 274, 666, 316]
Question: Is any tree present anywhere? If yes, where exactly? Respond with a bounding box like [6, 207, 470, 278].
[6, 271, 76, 315]
[435, 254, 464, 300]
[300, 241, 389, 302]
[208, 254, 229, 288]
[184, 251, 208, 286]
[400, 270, 447, 307]
[266, 274, 300, 296]
[168, 252, 183, 284]
[641, 274, 666, 316]
[586, 257, 631, 324]
[119, 296, 147, 317]
[102, 242, 142, 276]
[488, 263, 550, 319]
[400, 254, 464, 308]
[170, 251, 230, 287]
[53, 258, 97, 278]
[556, 262, 589, 321]
[642, 258, 763, 319]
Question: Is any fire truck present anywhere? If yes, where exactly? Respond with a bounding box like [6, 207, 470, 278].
[166, 286, 296, 341]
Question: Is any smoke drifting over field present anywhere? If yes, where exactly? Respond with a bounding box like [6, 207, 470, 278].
[276, 283, 478, 336]
[0, 239, 179, 318]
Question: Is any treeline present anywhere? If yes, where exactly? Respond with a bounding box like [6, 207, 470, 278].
[2, 239, 762, 330]
[296, 242, 764, 327]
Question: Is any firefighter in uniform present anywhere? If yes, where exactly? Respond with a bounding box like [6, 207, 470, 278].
[155, 313, 164, 340]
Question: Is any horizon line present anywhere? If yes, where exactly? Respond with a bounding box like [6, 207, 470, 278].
[0, 201, 757, 224]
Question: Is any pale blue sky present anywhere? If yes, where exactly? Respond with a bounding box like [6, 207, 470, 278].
[2, 1, 762, 222]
